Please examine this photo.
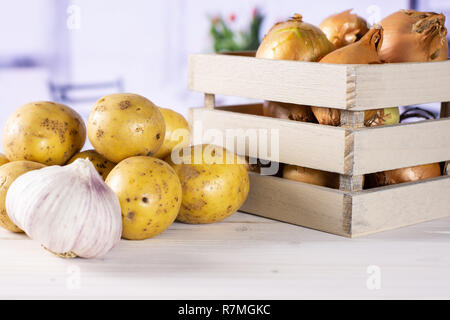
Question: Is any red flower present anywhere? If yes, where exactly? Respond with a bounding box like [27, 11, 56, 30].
[229, 13, 236, 22]
[252, 7, 259, 18]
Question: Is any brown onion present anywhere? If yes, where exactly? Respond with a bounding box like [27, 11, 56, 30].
[312, 27, 385, 126]
[283, 165, 339, 189]
[320, 25, 383, 64]
[319, 9, 369, 49]
[256, 14, 335, 61]
[263, 101, 317, 122]
[366, 163, 442, 188]
[379, 10, 448, 62]
[364, 107, 400, 127]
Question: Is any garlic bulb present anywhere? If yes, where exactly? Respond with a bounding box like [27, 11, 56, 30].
[6, 158, 122, 258]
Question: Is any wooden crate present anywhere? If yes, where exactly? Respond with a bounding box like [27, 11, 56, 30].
[188, 52, 450, 237]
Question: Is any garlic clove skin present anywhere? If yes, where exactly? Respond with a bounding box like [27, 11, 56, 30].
[6, 158, 122, 258]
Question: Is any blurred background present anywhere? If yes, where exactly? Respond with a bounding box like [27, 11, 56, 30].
[1, 0, 449, 134]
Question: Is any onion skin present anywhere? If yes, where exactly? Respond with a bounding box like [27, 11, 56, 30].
[438, 38, 449, 60]
[320, 9, 369, 49]
[364, 107, 400, 127]
[263, 101, 316, 122]
[310, 107, 341, 126]
[320, 26, 384, 64]
[256, 14, 335, 62]
[366, 163, 442, 188]
[283, 165, 339, 189]
[379, 10, 448, 63]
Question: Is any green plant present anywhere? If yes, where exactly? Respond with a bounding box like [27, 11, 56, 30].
[210, 8, 264, 52]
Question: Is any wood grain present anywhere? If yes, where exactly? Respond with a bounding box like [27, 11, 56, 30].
[188, 54, 349, 109]
[190, 107, 348, 174]
[352, 176, 450, 237]
[353, 118, 450, 175]
[204, 93, 215, 110]
[340, 110, 365, 189]
[2, 211, 450, 299]
[189, 54, 450, 110]
[352, 61, 450, 110]
[240, 173, 350, 237]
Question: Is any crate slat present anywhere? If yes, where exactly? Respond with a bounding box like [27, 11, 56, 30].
[189, 54, 450, 110]
[241, 173, 450, 238]
[353, 62, 450, 110]
[351, 176, 450, 237]
[241, 173, 350, 237]
[190, 107, 348, 174]
[188, 54, 349, 109]
[353, 118, 450, 175]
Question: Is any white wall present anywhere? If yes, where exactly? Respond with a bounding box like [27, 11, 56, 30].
[65, 0, 410, 115]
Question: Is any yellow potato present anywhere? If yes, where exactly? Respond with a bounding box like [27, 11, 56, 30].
[0, 154, 9, 166]
[167, 145, 250, 224]
[153, 108, 190, 159]
[67, 149, 116, 180]
[88, 93, 165, 163]
[0, 161, 45, 232]
[2, 101, 86, 165]
[105, 156, 182, 240]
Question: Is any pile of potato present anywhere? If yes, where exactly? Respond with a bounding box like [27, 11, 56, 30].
[0, 93, 249, 240]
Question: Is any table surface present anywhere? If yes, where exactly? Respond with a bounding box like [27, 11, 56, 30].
[1, 211, 449, 299]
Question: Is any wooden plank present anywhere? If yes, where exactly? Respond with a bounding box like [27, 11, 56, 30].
[189, 54, 450, 110]
[351, 176, 450, 237]
[3, 212, 450, 299]
[352, 61, 450, 110]
[339, 110, 365, 188]
[204, 93, 215, 110]
[188, 54, 349, 109]
[353, 118, 450, 175]
[240, 173, 350, 237]
[339, 175, 364, 192]
[190, 107, 348, 174]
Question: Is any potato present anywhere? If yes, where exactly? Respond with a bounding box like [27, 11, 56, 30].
[167, 145, 250, 224]
[0, 154, 9, 166]
[0, 160, 45, 232]
[88, 93, 165, 163]
[153, 108, 190, 159]
[105, 156, 182, 240]
[67, 149, 116, 180]
[2, 101, 86, 165]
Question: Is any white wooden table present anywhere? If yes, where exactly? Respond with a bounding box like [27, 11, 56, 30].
[1, 212, 449, 299]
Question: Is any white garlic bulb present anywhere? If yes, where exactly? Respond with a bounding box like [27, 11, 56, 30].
[6, 158, 122, 258]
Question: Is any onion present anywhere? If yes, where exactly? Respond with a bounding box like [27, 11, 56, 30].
[263, 101, 317, 122]
[366, 163, 442, 188]
[282, 164, 339, 189]
[257, 14, 334, 123]
[309, 107, 341, 126]
[320, 25, 383, 64]
[379, 10, 448, 62]
[319, 9, 369, 49]
[364, 107, 400, 127]
[256, 14, 335, 61]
